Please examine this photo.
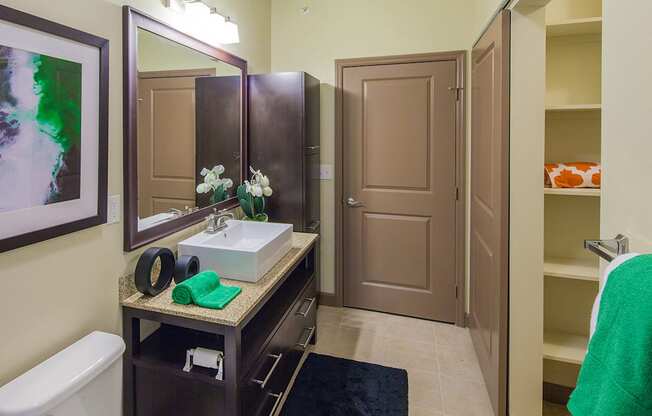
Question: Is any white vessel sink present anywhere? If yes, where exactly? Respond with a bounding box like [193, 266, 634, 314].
[178, 220, 293, 283]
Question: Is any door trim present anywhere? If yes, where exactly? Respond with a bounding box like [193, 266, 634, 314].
[333, 51, 467, 326]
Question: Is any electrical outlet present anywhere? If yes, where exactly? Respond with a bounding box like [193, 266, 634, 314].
[320, 164, 333, 180]
[107, 195, 120, 225]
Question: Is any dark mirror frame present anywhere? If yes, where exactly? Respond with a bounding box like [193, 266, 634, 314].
[123, 6, 248, 251]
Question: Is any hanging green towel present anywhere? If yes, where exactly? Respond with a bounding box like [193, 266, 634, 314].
[568, 254, 652, 415]
[172, 270, 241, 309]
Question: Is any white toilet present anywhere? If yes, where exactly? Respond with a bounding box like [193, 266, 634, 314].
[0, 331, 125, 416]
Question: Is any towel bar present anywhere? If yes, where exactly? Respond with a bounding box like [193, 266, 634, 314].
[584, 234, 629, 262]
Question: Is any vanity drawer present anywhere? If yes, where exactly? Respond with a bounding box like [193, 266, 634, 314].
[242, 352, 285, 416]
[274, 277, 317, 383]
[285, 277, 317, 356]
[242, 278, 317, 416]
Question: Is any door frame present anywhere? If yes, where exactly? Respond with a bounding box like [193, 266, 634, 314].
[332, 51, 467, 326]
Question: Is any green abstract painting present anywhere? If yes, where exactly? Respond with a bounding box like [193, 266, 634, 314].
[0, 45, 82, 212]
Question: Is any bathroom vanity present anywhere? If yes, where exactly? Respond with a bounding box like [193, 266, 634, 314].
[121, 233, 319, 416]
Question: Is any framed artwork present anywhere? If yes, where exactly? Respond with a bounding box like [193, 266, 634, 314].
[0, 5, 109, 253]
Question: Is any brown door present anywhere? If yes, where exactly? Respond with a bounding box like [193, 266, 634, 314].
[137, 74, 199, 217]
[469, 10, 510, 416]
[342, 58, 459, 322]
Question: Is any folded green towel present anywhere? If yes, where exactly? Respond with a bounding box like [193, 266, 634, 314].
[172, 270, 241, 309]
[568, 254, 652, 415]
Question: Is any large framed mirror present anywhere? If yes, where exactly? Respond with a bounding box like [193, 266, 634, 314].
[123, 7, 247, 251]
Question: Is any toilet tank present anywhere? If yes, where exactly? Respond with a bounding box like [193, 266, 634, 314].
[0, 331, 125, 416]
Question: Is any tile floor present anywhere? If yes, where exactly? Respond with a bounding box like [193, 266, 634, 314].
[310, 306, 494, 416]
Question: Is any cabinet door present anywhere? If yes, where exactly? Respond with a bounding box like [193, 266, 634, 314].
[303, 73, 321, 233]
[303, 151, 320, 233]
[248, 73, 303, 227]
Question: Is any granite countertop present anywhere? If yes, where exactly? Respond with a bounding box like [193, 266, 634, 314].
[121, 232, 318, 327]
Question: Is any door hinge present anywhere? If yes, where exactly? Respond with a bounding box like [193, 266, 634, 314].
[455, 286, 459, 299]
[455, 187, 460, 201]
[448, 86, 463, 101]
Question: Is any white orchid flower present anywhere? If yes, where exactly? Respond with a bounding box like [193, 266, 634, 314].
[197, 164, 233, 196]
[244, 166, 273, 199]
[204, 177, 216, 187]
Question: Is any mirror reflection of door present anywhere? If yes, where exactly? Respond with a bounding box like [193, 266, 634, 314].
[136, 69, 215, 218]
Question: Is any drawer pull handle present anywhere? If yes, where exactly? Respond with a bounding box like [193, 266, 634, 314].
[268, 391, 284, 416]
[296, 297, 316, 318]
[252, 353, 283, 389]
[296, 326, 316, 350]
[305, 145, 320, 151]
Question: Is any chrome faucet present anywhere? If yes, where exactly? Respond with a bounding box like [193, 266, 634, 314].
[206, 209, 235, 234]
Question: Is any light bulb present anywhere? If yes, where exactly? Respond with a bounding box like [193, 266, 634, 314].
[220, 18, 240, 44]
[185, 1, 211, 18]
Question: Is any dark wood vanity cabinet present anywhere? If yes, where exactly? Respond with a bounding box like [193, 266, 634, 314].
[248, 72, 321, 235]
[122, 238, 318, 416]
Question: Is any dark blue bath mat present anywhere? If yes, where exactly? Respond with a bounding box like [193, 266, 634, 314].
[281, 353, 408, 416]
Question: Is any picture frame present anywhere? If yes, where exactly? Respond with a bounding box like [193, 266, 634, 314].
[0, 5, 109, 253]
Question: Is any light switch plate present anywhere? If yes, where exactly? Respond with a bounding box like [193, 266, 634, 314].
[320, 164, 333, 180]
[107, 195, 120, 224]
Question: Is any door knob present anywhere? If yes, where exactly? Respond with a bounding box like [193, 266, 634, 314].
[346, 197, 365, 208]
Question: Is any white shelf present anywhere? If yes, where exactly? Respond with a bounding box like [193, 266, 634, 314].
[543, 330, 588, 365]
[544, 257, 599, 282]
[547, 17, 602, 37]
[544, 188, 601, 197]
[545, 104, 601, 112]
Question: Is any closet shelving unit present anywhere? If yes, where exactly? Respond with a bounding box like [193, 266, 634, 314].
[543, 0, 602, 394]
[543, 188, 600, 197]
[545, 104, 601, 112]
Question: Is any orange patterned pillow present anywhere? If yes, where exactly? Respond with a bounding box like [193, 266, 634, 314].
[544, 162, 601, 188]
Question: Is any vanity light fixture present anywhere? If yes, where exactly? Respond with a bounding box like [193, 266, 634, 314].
[165, 0, 240, 45]
[221, 16, 240, 44]
[164, 0, 186, 13]
[184, 0, 211, 18]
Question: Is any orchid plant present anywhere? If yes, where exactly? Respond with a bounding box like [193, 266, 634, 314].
[237, 166, 273, 221]
[195, 165, 234, 204]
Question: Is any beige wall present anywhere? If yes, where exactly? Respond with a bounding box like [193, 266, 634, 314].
[0, 0, 270, 385]
[473, 0, 506, 39]
[270, 0, 476, 294]
[602, 2, 652, 252]
[137, 29, 242, 74]
[508, 4, 546, 415]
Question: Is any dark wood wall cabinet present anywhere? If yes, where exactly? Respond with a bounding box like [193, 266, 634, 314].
[122, 237, 318, 416]
[249, 72, 321, 234]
